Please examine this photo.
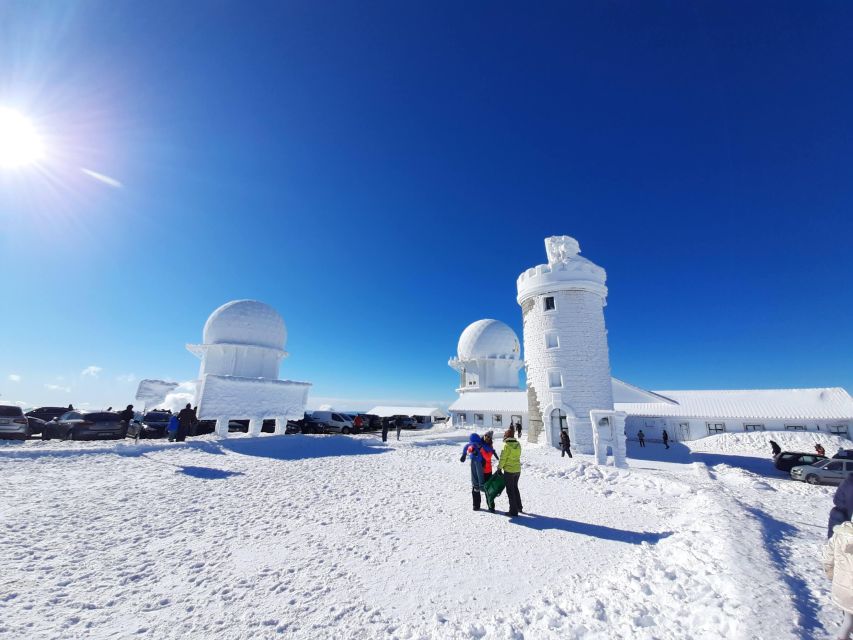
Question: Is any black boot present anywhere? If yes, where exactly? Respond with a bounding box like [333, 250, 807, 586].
[472, 489, 481, 511]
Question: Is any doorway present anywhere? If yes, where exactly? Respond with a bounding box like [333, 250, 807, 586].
[550, 409, 567, 446]
[679, 422, 689, 441]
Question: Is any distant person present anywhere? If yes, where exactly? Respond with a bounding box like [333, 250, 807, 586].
[662, 429, 670, 449]
[769, 440, 782, 457]
[829, 475, 853, 538]
[560, 429, 572, 458]
[499, 428, 523, 516]
[381, 418, 389, 442]
[822, 514, 853, 640]
[176, 403, 195, 442]
[816, 443, 827, 457]
[515, 421, 522, 439]
[354, 415, 363, 432]
[67, 404, 74, 410]
[167, 414, 179, 442]
[189, 406, 199, 437]
[481, 431, 499, 482]
[396, 417, 403, 441]
[119, 404, 134, 425]
[460, 433, 485, 511]
[107, 406, 112, 412]
[637, 430, 646, 448]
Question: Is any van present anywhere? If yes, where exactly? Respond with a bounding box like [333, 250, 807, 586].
[311, 411, 355, 434]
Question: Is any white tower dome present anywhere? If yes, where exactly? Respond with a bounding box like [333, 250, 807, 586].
[203, 300, 287, 351]
[449, 319, 523, 393]
[457, 319, 520, 360]
[517, 236, 614, 451]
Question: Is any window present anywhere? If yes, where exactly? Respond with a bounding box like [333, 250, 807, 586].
[511, 415, 522, 427]
[799, 455, 819, 465]
[492, 414, 503, 427]
[548, 371, 562, 388]
[543, 296, 556, 311]
[707, 422, 726, 435]
[743, 424, 764, 432]
[458, 413, 467, 423]
[829, 425, 850, 436]
[474, 414, 484, 426]
[845, 462, 853, 473]
[785, 425, 806, 431]
[545, 333, 559, 349]
[826, 461, 844, 471]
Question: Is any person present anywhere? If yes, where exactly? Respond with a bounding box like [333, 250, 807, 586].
[637, 430, 646, 448]
[353, 414, 363, 432]
[515, 420, 522, 439]
[119, 404, 134, 426]
[499, 428, 523, 516]
[560, 428, 572, 458]
[106, 406, 112, 412]
[67, 404, 74, 410]
[822, 514, 853, 640]
[396, 417, 403, 441]
[481, 431, 499, 481]
[460, 433, 486, 510]
[769, 440, 782, 457]
[817, 443, 827, 457]
[189, 406, 199, 437]
[662, 429, 670, 449]
[829, 475, 853, 538]
[381, 418, 389, 442]
[167, 414, 179, 442]
[176, 403, 195, 442]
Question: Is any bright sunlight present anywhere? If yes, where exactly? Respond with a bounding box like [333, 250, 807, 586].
[0, 107, 45, 169]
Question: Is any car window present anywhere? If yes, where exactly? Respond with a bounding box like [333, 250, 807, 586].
[0, 405, 24, 417]
[61, 412, 80, 420]
[800, 456, 817, 464]
[845, 462, 853, 473]
[827, 461, 844, 471]
[780, 454, 794, 460]
[813, 459, 831, 469]
[85, 412, 119, 422]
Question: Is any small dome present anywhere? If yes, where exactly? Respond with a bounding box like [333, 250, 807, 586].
[202, 300, 286, 351]
[457, 319, 520, 360]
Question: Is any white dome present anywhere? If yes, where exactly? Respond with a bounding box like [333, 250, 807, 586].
[202, 300, 286, 351]
[457, 319, 520, 360]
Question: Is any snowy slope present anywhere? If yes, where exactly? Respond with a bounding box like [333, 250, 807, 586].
[0, 430, 838, 639]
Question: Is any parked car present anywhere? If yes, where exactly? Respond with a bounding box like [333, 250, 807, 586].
[833, 449, 853, 460]
[361, 414, 381, 430]
[394, 415, 417, 429]
[791, 458, 853, 485]
[311, 411, 355, 434]
[140, 410, 172, 438]
[26, 416, 46, 436]
[42, 411, 127, 440]
[25, 406, 69, 423]
[0, 405, 30, 439]
[774, 451, 827, 473]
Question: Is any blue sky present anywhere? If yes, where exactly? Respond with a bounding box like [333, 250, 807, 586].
[1, 1, 851, 411]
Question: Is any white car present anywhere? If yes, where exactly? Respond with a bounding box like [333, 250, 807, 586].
[311, 411, 355, 434]
[0, 405, 30, 439]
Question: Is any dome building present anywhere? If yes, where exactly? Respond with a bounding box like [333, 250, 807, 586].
[186, 300, 311, 437]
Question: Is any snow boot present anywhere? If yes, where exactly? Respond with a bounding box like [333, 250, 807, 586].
[472, 489, 481, 511]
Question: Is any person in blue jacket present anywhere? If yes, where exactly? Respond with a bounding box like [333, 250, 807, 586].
[167, 414, 179, 442]
[460, 433, 486, 511]
[828, 474, 853, 538]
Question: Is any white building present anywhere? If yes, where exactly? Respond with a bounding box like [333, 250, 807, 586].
[187, 300, 311, 436]
[448, 235, 853, 448]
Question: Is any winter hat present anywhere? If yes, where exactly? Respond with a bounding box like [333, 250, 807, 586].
[483, 430, 494, 441]
[503, 428, 515, 440]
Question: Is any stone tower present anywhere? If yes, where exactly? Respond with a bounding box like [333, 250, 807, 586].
[516, 236, 614, 452]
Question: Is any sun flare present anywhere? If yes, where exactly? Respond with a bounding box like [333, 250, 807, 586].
[0, 107, 45, 169]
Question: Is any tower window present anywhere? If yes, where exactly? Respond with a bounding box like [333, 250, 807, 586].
[548, 371, 562, 388]
[545, 333, 559, 349]
[543, 296, 556, 311]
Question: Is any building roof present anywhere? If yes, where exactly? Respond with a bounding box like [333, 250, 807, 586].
[368, 406, 447, 418]
[202, 299, 286, 350]
[615, 387, 853, 421]
[456, 319, 520, 361]
[448, 391, 528, 414]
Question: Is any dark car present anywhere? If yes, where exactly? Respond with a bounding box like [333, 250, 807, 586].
[26, 416, 46, 436]
[25, 406, 69, 423]
[774, 451, 827, 472]
[140, 411, 171, 439]
[833, 449, 853, 460]
[394, 416, 417, 429]
[42, 411, 127, 440]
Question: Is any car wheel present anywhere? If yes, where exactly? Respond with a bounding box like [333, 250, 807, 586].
[342, 427, 351, 434]
[65, 429, 75, 441]
[41, 432, 50, 440]
[806, 475, 821, 485]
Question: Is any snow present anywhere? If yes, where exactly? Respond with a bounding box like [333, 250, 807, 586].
[0, 429, 845, 639]
[197, 375, 310, 421]
[135, 379, 179, 408]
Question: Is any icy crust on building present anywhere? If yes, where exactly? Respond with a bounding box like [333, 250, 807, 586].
[196, 375, 310, 421]
[135, 379, 179, 408]
[449, 319, 524, 394]
[202, 299, 287, 351]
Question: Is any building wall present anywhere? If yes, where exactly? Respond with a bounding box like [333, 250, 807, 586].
[523, 289, 613, 451]
[450, 410, 527, 432]
[624, 415, 852, 441]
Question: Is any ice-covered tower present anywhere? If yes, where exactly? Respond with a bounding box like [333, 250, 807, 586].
[516, 236, 614, 452]
[449, 319, 523, 393]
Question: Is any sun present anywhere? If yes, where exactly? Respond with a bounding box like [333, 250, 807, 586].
[0, 107, 45, 169]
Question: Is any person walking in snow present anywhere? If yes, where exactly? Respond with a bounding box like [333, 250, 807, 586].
[769, 440, 782, 457]
[515, 420, 522, 439]
[167, 414, 179, 442]
[662, 429, 670, 449]
[381, 418, 389, 442]
[499, 428, 523, 517]
[461, 433, 486, 511]
[560, 428, 572, 458]
[396, 417, 403, 441]
[829, 475, 853, 538]
[822, 514, 853, 640]
[637, 430, 646, 448]
[176, 403, 195, 442]
[481, 431, 499, 482]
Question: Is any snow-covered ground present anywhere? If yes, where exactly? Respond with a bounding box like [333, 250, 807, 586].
[0, 429, 847, 639]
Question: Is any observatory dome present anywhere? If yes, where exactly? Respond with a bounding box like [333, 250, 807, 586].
[202, 300, 287, 351]
[457, 319, 520, 360]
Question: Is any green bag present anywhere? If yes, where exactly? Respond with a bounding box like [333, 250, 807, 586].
[484, 471, 506, 511]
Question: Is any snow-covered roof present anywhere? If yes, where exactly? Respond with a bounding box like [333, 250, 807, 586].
[456, 319, 520, 360]
[448, 391, 528, 414]
[615, 387, 853, 421]
[202, 299, 286, 350]
[368, 406, 447, 418]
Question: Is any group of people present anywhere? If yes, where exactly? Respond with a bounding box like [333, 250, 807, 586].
[380, 417, 405, 442]
[460, 428, 523, 517]
[636, 429, 669, 449]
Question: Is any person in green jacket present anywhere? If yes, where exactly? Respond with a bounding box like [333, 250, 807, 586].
[498, 428, 523, 517]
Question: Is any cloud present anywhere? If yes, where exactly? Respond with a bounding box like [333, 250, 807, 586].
[81, 366, 103, 377]
[8, 374, 21, 382]
[117, 373, 136, 383]
[44, 383, 71, 393]
[157, 381, 197, 413]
